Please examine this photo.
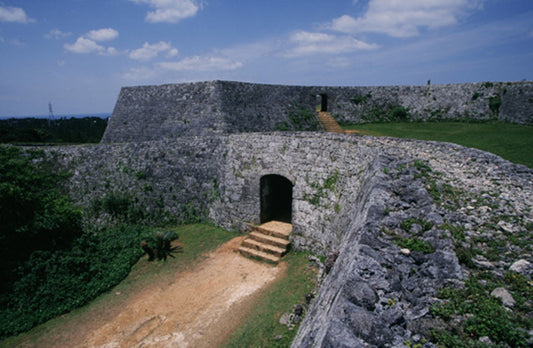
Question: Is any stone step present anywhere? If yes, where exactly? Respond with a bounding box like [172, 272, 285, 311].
[249, 231, 290, 249]
[255, 221, 292, 239]
[317, 111, 345, 134]
[238, 246, 280, 263]
[241, 238, 286, 257]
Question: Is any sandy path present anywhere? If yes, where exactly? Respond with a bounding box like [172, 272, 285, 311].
[17, 236, 286, 348]
[85, 236, 285, 348]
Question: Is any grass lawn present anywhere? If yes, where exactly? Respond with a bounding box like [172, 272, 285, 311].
[343, 121, 533, 168]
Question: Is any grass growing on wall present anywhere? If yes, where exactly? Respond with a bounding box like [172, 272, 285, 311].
[343, 121, 533, 168]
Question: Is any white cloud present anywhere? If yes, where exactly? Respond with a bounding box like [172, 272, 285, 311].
[129, 41, 177, 61]
[105, 47, 119, 56]
[285, 31, 378, 57]
[64, 28, 119, 55]
[0, 6, 34, 23]
[158, 56, 243, 71]
[167, 48, 179, 57]
[64, 37, 105, 54]
[45, 29, 72, 40]
[329, 0, 485, 37]
[131, 0, 201, 23]
[86, 28, 119, 42]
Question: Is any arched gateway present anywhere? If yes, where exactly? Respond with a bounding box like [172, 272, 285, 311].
[260, 174, 293, 224]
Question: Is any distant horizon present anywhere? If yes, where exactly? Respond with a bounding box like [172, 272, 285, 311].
[0, 112, 111, 120]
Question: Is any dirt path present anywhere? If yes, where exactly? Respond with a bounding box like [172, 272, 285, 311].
[18, 236, 286, 348]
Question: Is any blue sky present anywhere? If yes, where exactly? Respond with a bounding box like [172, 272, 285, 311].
[1, 0, 532, 117]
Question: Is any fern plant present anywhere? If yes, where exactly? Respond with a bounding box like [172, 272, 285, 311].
[141, 230, 181, 261]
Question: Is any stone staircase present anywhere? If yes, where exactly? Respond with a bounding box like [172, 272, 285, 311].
[317, 111, 345, 134]
[238, 221, 292, 263]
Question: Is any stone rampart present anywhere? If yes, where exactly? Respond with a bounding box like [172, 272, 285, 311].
[101, 80, 533, 143]
[44, 131, 533, 346]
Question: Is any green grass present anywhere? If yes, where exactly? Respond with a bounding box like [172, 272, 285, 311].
[222, 252, 318, 348]
[343, 121, 533, 168]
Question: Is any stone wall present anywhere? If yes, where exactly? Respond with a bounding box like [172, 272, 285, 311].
[101, 81, 533, 143]
[48, 137, 226, 227]
[44, 131, 533, 346]
[101, 81, 226, 143]
[210, 132, 377, 253]
[51, 133, 379, 254]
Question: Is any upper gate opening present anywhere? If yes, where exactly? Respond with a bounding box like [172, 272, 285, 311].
[260, 174, 293, 224]
[316, 94, 328, 112]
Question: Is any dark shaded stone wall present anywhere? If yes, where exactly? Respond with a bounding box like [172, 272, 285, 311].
[101, 82, 226, 143]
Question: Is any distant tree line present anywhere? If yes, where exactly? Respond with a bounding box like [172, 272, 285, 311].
[0, 117, 108, 144]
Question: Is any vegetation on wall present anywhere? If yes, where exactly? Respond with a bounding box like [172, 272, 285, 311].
[277, 104, 320, 131]
[360, 104, 410, 123]
[350, 93, 372, 105]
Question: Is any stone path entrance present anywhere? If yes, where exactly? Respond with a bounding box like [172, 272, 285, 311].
[238, 221, 292, 263]
[12, 237, 286, 348]
[317, 111, 345, 134]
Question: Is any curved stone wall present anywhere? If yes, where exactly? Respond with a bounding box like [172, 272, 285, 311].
[44, 131, 532, 346]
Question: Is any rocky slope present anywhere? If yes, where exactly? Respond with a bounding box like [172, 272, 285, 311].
[293, 138, 533, 347]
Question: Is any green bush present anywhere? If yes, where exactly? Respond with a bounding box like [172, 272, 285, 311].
[488, 95, 502, 115]
[277, 104, 320, 131]
[103, 192, 132, 217]
[0, 146, 82, 291]
[0, 225, 145, 339]
[361, 104, 410, 123]
[350, 93, 372, 105]
[141, 230, 181, 261]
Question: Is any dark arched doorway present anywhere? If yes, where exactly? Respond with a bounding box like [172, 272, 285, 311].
[317, 94, 328, 112]
[260, 174, 293, 224]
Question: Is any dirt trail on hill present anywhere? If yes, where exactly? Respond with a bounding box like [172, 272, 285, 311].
[19, 236, 286, 348]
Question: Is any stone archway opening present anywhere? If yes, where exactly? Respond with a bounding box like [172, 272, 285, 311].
[260, 174, 293, 224]
[316, 94, 328, 112]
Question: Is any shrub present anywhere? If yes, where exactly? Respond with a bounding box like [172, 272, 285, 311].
[395, 237, 435, 254]
[277, 104, 320, 131]
[102, 192, 132, 217]
[488, 95, 502, 115]
[0, 225, 145, 339]
[350, 93, 372, 105]
[141, 230, 181, 261]
[361, 104, 411, 123]
[0, 146, 83, 291]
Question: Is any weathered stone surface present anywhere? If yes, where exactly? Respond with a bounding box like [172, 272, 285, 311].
[510, 259, 533, 277]
[101, 81, 533, 143]
[35, 129, 533, 347]
[491, 287, 516, 307]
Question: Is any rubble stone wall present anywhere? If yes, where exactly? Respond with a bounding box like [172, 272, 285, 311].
[101, 81, 533, 143]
